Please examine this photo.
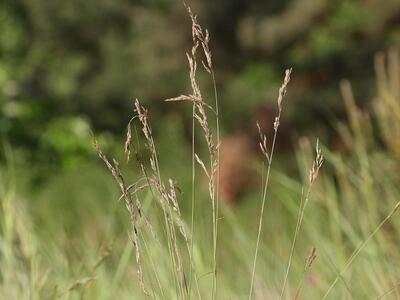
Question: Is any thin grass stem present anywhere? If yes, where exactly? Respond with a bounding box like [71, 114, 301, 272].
[322, 200, 400, 299]
[249, 68, 292, 299]
[248, 115, 280, 299]
[211, 70, 220, 300]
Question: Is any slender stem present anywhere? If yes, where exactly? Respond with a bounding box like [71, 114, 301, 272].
[144, 175, 179, 295]
[249, 110, 281, 299]
[140, 231, 165, 299]
[189, 103, 196, 298]
[280, 188, 312, 299]
[147, 132, 186, 297]
[375, 283, 400, 300]
[294, 272, 307, 300]
[211, 71, 220, 300]
[134, 130, 179, 294]
[322, 200, 400, 299]
[249, 68, 291, 299]
[281, 138, 322, 299]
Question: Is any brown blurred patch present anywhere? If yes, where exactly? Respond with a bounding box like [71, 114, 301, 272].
[218, 132, 254, 205]
[218, 105, 293, 206]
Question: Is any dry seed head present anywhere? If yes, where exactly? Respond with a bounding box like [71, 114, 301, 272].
[195, 153, 210, 179]
[305, 247, 317, 270]
[273, 116, 280, 131]
[186, 53, 202, 99]
[94, 136, 149, 295]
[134, 99, 152, 145]
[130, 101, 190, 241]
[165, 94, 216, 113]
[202, 60, 211, 74]
[256, 122, 269, 160]
[124, 117, 136, 163]
[185, 2, 213, 72]
[168, 179, 179, 213]
[278, 68, 292, 111]
[166, 4, 217, 174]
[309, 139, 324, 184]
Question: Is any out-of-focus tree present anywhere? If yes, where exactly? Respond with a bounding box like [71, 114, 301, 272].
[222, 0, 400, 134]
[0, 0, 191, 165]
[1, 0, 400, 166]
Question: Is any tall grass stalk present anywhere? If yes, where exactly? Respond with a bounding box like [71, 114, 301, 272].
[280, 140, 323, 299]
[95, 98, 202, 298]
[249, 68, 292, 299]
[189, 101, 196, 298]
[168, 5, 220, 298]
[210, 56, 220, 300]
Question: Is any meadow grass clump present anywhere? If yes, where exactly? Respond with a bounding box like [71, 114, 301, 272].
[94, 5, 400, 300]
[2, 5, 400, 300]
[95, 5, 221, 298]
[94, 4, 324, 299]
[95, 98, 202, 298]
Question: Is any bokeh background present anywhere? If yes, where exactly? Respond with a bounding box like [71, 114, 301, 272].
[1, 0, 400, 299]
[2, 0, 400, 168]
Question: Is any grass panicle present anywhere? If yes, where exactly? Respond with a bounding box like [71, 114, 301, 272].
[280, 140, 323, 299]
[249, 68, 292, 299]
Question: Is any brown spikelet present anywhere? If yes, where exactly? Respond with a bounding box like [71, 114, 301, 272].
[93, 137, 149, 294]
[165, 94, 216, 113]
[124, 116, 136, 163]
[309, 139, 324, 184]
[294, 247, 317, 300]
[256, 122, 269, 161]
[305, 247, 317, 270]
[184, 3, 213, 72]
[194, 153, 210, 179]
[278, 68, 292, 112]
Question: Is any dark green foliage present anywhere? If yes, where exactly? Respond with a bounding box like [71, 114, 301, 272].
[1, 0, 400, 167]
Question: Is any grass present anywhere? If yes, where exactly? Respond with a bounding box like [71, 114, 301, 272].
[1, 6, 400, 300]
[249, 68, 292, 299]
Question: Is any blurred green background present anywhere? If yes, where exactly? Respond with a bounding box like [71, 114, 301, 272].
[1, 0, 400, 299]
[2, 0, 400, 168]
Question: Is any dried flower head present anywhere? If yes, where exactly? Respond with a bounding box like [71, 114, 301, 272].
[256, 122, 269, 160]
[309, 139, 324, 184]
[305, 247, 317, 270]
[278, 68, 292, 111]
